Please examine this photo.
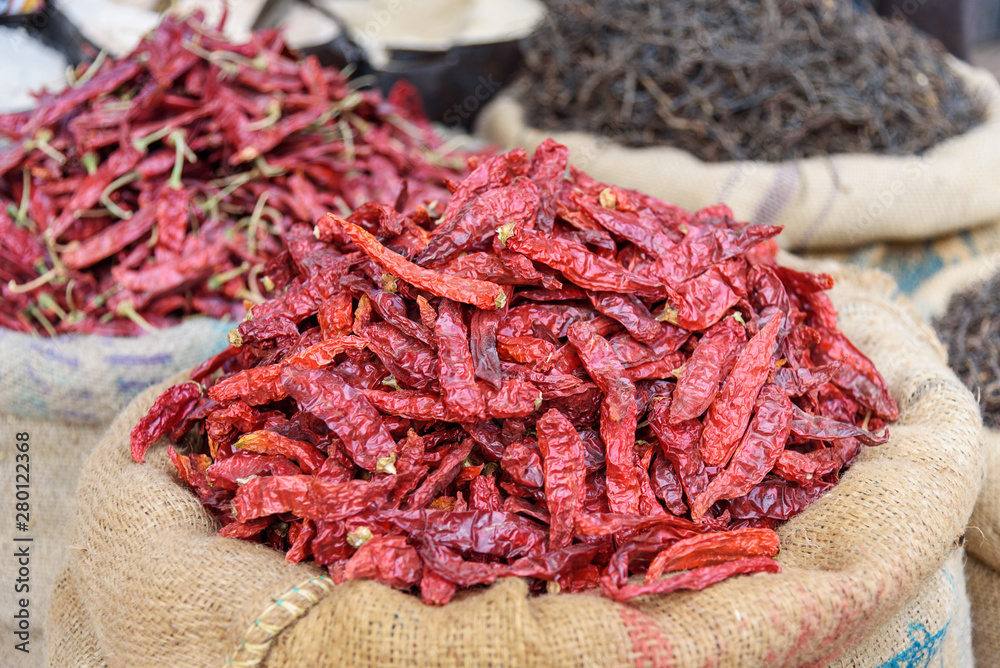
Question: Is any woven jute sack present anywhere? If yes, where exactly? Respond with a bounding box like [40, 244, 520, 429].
[909, 257, 1000, 667]
[810, 217, 1000, 296]
[0, 318, 231, 666]
[966, 553, 1000, 665]
[476, 59, 1000, 252]
[46, 264, 984, 667]
[0, 318, 232, 424]
[831, 546, 972, 668]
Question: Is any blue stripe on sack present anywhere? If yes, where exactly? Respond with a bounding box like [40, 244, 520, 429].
[27, 341, 80, 367]
[24, 363, 51, 394]
[116, 378, 160, 395]
[54, 407, 104, 422]
[878, 621, 949, 668]
[17, 366, 51, 416]
[846, 240, 945, 294]
[104, 353, 174, 366]
[880, 561, 957, 668]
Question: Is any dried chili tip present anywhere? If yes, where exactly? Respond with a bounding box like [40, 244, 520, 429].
[347, 526, 374, 548]
[656, 304, 680, 325]
[496, 222, 517, 246]
[598, 188, 617, 210]
[376, 453, 398, 475]
[228, 328, 244, 347]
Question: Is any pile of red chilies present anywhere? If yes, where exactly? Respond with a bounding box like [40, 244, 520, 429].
[132, 140, 897, 604]
[0, 14, 475, 336]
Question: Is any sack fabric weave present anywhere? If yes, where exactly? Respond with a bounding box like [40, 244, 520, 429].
[0, 317, 232, 664]
[887, 253, 1000, 668]
[0, 317, 232, 425]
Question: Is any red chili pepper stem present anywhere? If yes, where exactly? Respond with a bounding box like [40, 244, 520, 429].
[81, 152, 99, 175]
[656, 304, 680, 325]
[35, 292, 68, 320]
[167, 130, 195, 189]
[376, 453, 398, 475]
[99, 171, 140, 219]
[12, 169, 34, 229]
[246, 191, 269, 256]
[70, 49, 108, 89]
[207, 262, 250, 291]
[496, 222, 517, 246]
[115, 300, 156, 334]
[24, 129, 67, 165]
[346, 526, 374, 548]
[243, 100, 282, 132]
[132, 126, 173, 154]
[199, 171, 254, 213]
[7, 268, 60, 294]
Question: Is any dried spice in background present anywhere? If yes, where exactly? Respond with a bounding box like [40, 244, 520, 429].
[518, 0, 984, 162]
[935, 273, 1000, 428]
[0, 13, 480, 336]
[133, 141, 895, 604]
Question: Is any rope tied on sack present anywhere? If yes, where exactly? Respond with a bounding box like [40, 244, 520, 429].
[227, 576, 335, 668]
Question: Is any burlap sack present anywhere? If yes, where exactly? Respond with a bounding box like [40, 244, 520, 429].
[967, 553, 1000, 665]
[476, 59, 1000, 251]
[831, 547, 972, 668]
[1, 415, 105, 668]
[813, 217, 1000, 296]
[907, 254, 1000, 668]
[0, 318, 232, 424]
[46, 264, 984, 667]
[0, 318, 231, 666]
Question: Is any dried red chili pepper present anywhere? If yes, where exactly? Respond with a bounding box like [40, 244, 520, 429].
[130, 382, 202, 462]
[344, 535, 423, 590]
[282, 367, 396, 472]
[671, 316, 747, 422]
[233, 476, 392, 522]
[322, 214, 507, 310]
[644, 527, 780, 583]
[603, 556, 781, 602]
[233, 430, 326, 473]
[435, 299, 486, 421]
[691, 385, 793, 521]
[504, 227, 662, 298]
[131, 138, 896, 605]
[567, 320, 641, 514]
[700, 316, 781, 467]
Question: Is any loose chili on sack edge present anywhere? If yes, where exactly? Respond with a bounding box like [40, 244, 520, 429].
[132, 140, 895, 604]
[0, 13, 481, 336]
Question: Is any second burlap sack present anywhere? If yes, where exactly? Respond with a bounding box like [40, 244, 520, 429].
[477, 59, 1000, 252]
[0, 318, 232, 666]
[910, 259, 1000, 667]
[46, 264, 983, 667]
